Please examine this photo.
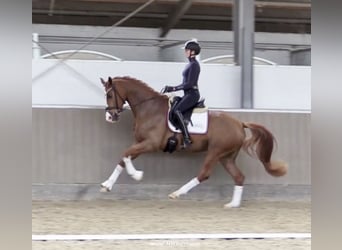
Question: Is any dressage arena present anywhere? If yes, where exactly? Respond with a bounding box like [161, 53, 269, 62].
[32, 109, 311, 250]
[32, 199, 310, 250]
[32, 0, 311, 248]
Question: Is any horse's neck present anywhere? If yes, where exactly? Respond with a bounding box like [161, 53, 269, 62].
[126, 85, 153, 105]
[124, 82, 165, 116]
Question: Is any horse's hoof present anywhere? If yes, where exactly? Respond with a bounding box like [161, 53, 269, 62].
[132, 171, 143, 181]
[100, 182, 111, 192]
[223, 202, 240, 208]
[100, 186, 110, 193]
[168, 193, 179, 199]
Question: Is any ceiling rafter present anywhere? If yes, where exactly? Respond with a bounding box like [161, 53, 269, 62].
[160, 0, 193, 37]
[32, 0, 311, 34]
[48, 0, 56, 16]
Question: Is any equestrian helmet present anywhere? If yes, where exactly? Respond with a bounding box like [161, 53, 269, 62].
[183, 38, 201, 55]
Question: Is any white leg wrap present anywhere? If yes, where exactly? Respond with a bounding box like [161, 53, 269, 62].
[123, 156, 143, 181]
[101, 165, 123, 191]
[224, 185, 244, 208]
[108, 165, 123, 182]
[169, 177, 200, 198]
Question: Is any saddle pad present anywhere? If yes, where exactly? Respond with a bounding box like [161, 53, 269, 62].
[167, 110, 209, 134]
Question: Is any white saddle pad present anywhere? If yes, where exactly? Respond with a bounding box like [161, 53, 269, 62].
[167, 110, 209, 134]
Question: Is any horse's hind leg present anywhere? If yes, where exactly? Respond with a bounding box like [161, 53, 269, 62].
[168, 152, 219, 199]
[220, 155, 245, 208]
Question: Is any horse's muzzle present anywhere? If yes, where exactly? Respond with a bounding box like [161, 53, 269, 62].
[105, 110, 120, 123]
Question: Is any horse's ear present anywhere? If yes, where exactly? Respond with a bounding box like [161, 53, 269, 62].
[108, 77, 112, 85]
[100, 77, 106, 86]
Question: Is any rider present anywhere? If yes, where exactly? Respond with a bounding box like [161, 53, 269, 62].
[163, 38, 201, 149]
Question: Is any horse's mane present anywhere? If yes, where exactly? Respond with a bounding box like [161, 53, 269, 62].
[113, 76, 160, 95]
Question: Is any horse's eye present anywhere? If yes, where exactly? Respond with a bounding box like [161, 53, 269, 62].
[107, 94, 112, 99]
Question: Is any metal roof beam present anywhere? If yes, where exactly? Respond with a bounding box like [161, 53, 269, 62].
[234, 0, 255, 109]
[48, 0, 56, 16]
[160, 0, 193, 37]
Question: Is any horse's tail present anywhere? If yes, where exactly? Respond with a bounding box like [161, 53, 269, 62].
[242, 122, 288, 177]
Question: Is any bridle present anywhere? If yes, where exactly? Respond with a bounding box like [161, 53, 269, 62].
[105, 83, 126, 114]
[104, 83, 158, 113]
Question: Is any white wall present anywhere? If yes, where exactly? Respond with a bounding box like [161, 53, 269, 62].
[254, 66, 311, 110]
[32, 59, 311, 110]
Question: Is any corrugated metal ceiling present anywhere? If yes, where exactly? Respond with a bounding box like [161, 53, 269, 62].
[32, 0, 311, 35]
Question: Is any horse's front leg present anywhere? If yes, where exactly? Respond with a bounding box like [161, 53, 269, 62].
[122, 155, 144, 181]
[100, 163, 124, 192]
[100, 141, 153, 192]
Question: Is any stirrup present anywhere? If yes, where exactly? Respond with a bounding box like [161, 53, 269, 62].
[181, 138, 192, 149]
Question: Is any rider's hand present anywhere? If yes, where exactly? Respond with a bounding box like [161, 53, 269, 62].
[163, 86, 174, 93]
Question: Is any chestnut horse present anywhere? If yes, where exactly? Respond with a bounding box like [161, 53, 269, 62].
[100, 76, 287, 208]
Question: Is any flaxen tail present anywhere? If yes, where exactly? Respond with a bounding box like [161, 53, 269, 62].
[242, 122, 287, 177]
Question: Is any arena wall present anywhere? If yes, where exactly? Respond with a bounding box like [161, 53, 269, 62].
[32, 108, 310, 186]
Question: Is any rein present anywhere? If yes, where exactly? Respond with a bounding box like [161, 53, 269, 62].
[105, 84, 159, 112]
[129, 95, 158, 108]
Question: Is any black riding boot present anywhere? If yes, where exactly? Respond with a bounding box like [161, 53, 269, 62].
[174, 110, 192, 148]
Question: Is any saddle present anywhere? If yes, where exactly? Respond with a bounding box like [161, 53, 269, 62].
[168, 96, 206, 128]
[164, 96, 208, 153]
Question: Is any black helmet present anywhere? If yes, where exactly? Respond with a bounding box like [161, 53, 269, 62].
[183, 38, 201, 55]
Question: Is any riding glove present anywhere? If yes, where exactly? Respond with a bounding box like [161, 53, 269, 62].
[163, 86, 175, 93]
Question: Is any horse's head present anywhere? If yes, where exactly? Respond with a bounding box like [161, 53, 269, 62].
[100, 77, 126, 123]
